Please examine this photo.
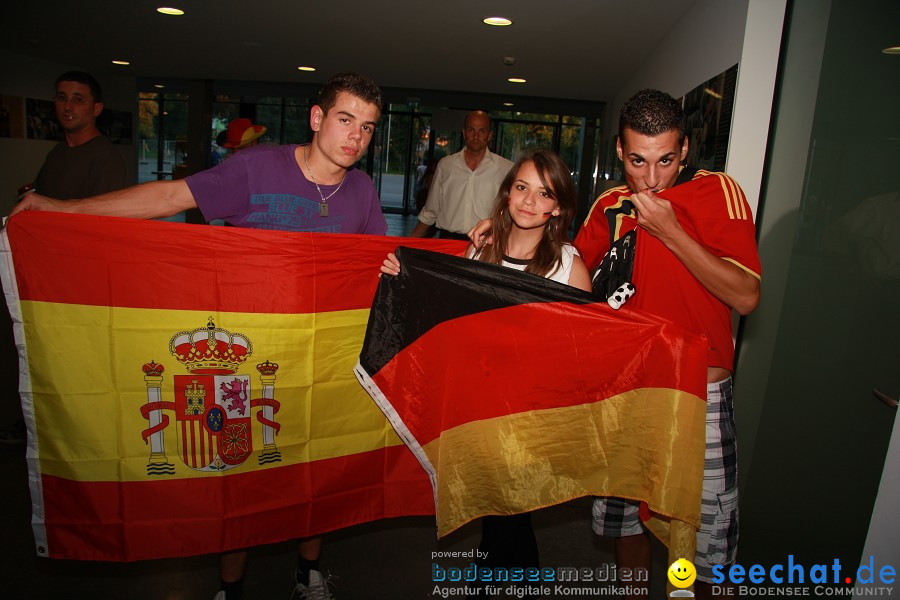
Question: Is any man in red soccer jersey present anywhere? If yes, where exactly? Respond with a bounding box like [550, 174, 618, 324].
[577, 89, 760, 600]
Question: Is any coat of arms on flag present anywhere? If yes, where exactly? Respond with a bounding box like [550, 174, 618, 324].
[139, 318, 282, 475]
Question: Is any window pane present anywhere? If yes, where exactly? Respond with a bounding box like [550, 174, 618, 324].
[507, 112, 558, 123]
[432, 131, 461, 160]
[284, 102, 310, 144]
[164, 99, 189, 178]
[495, 122, 555, 161]
[560, 123, 582, 174]
[211, 102, 239, 166]
[255, 103, 282, 145]
[378, 113, 412, 211]
[137, 98, 159, 183]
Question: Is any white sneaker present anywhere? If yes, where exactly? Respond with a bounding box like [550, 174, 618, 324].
[290, 569, 334, 600]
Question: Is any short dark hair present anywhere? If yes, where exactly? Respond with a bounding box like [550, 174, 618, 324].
[317, 72, 382, 115]
[618, 88, 685, 144]
[56, 71, 102, 103]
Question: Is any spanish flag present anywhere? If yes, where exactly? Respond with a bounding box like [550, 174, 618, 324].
[0, 212, 464, 561]
[355, 246, 709, 561]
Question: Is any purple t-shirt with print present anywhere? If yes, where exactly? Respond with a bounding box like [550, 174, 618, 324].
[185, 144, 386, 235]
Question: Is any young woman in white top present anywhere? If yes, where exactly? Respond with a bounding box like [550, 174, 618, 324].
[381, 149, 591, 594]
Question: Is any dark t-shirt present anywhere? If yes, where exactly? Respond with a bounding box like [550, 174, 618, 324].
[35, 135, 127, 200]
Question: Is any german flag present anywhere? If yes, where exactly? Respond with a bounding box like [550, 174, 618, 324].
[355, 246, 708, 560]
[0, 212, 464, 561]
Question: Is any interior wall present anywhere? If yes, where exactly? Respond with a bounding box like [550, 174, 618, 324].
[726, 0, 788, 218]
[0, 50, 137, 215]
[604, 0, 749, 137]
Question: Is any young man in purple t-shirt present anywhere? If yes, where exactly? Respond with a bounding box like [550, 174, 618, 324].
[12, 72, 386, 600]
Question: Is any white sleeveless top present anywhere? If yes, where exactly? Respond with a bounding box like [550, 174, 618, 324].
[470, 243, 579, 285]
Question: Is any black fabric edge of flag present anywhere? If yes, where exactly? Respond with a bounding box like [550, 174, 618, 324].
[358, 246, 601, 375]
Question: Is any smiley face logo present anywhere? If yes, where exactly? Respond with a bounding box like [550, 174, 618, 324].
[667, 558, 697, 588]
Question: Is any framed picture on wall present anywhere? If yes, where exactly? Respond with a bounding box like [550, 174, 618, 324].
[680, 64, 738, 172]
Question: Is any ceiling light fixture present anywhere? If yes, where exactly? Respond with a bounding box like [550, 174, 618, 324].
[508, 77, 526, 84]
[156, 7, 184, 16]
[154, 84, 165, 89]
[483, 17, 513, 26]
[112, 60, 130, 66]
[297, 66, 316, 72]
[882, 46, 900, 54]
[502, 102, 514, 106]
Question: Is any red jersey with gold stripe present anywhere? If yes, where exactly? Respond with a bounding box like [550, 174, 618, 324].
[575, 169, 761, 370]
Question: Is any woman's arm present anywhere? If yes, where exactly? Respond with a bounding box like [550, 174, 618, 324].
[567, 255, 592, 292]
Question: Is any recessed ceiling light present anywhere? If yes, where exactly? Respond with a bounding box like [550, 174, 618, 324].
[112, 60, 130, 66]
[882, 46, 900, 54]
[483, 17, 513, 26]
[156, 7, 184, 16]
[507, 77, 526, 84]
[154, 84, 165, 89]
[298, 66, 316, 72]
[502, 102, 514, 107]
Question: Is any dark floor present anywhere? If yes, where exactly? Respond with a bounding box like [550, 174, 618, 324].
[0, 213, 674, 599]
[384, 213, 419, 238]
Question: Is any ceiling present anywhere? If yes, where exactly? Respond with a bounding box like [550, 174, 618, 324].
[3, 0, 698, 104]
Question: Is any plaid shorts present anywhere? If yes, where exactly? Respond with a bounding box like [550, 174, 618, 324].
[591, 378, 739, 583]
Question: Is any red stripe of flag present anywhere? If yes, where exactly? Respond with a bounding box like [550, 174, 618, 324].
[39, 445, 433, 561]
[7, 212, 464, 313]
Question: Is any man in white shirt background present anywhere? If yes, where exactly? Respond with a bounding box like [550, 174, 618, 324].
[410, 110, 513, 239]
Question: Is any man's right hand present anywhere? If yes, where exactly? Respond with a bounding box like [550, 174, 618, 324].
[467, 218, 493, 248]
[9, 192, 69, 218]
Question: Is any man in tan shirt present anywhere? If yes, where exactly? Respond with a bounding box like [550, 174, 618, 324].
[410, 110, 513, 239]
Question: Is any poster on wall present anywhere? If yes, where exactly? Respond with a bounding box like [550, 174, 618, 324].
[26, 98, 63, 141]
[680, 64, 738, 172]
[0, 95, 26, 138]
[97, 109, 133, 145]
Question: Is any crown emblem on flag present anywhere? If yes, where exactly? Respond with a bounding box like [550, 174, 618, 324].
[256, 360, 279, 376]
[142, 361, 165, 377]
[169, 317, 253, 375]
[142, 317, 281, 476]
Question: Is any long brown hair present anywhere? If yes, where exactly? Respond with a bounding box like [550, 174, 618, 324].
[477, 149, 577, 277]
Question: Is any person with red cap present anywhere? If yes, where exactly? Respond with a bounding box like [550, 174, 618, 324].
[216, 118, 267, 151]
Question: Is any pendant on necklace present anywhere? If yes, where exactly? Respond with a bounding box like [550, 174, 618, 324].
[319, 201, 329, 217]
